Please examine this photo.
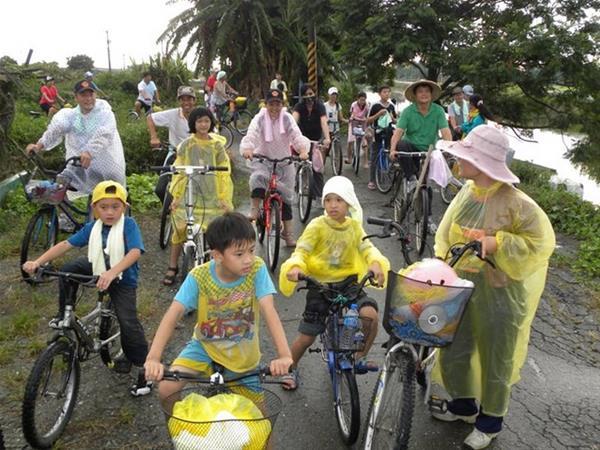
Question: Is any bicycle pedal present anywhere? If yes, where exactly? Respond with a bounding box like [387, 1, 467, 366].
[428, 395, 448, 414]
[308, 347, 322, 354]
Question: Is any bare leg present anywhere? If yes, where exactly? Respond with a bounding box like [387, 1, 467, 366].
[282, 220, 296, 247]
[355, 305, 378, 361]
[248, 197, 260, 221]
[290, 333, 317, 367]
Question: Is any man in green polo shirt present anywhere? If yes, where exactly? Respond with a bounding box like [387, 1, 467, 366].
[390, 79, 451, 179]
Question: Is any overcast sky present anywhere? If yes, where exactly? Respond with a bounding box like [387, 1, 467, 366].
[1, 0, 193, 69]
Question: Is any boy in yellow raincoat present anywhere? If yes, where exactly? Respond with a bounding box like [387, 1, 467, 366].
[279, 176, 390, 390]
[434, 125, 555, 449]
[163, 107, 233, 285]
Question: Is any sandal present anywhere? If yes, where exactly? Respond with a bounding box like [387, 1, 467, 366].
[367, 181, 376, 190]
[163, 266, 179, 286]
[281, 368, 299, 391]
[355, 358, 379, 374]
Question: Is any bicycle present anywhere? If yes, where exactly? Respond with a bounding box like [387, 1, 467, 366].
[374, 125, 396, 193]
[294, 150, 314, 223]
[390, 145, 436, 257]
[20, 154, 89, 283]
[21, 268, 123, 449]
[329, 121, 343, 176]
[128, 103, 161, 121]
[214, 95, 253, 149]
[350, 119, 368, 175]
[153, 142, 177, 249]
[298, 272, 375, 445]
[152, 163, 229, 280]
[361, 240, 493, 450]
[254, 154, 299, 273]
[157, 364, 284, 449]
[440, 153, 464, 205]
[365, 216, 432, 267]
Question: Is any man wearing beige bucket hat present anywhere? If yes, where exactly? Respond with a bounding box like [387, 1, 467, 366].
[390, 79, 451, 180]
[432, 125, 555, 449]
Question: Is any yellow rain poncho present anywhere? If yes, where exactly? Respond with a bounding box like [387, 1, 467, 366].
[433, 180, 555, 417]
[279, 215, 390, 296]
[169, 133, 233, 244]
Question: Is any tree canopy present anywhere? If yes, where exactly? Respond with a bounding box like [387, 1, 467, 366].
[66, 54, 94, 71]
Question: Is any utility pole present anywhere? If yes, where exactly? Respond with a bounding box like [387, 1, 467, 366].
[106, 31, 112, 73]
[307, 20, 317, 93]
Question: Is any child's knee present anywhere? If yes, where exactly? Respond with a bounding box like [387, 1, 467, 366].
[359, 305, 379, 322]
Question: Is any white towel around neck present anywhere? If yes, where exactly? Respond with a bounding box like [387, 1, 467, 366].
[87, 215, 125, 279]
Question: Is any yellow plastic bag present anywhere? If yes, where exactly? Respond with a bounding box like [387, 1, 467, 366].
[168, 392, 271, 450]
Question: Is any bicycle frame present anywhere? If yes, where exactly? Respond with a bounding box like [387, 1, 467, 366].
[262, 163, 285, 233]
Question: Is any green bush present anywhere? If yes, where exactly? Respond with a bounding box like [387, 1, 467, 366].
[126, 173, 160, 213]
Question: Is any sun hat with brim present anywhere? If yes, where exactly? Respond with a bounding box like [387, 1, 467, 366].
[404, 79, 442, 103]
[436, 125, 519, 184]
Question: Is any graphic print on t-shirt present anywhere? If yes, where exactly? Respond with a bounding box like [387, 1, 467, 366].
[198, 290, 255, 342]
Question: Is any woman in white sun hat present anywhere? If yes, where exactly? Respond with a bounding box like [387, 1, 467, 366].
[432, 125, 555, 449]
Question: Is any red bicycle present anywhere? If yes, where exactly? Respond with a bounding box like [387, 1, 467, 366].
[254, 154, 298, 272]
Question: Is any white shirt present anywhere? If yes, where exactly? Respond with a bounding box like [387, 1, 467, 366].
[325, 101, 341, 132]
[137, 80, 157, 105]
[150, 108, 190, 148]
[38, 99, 126, 194]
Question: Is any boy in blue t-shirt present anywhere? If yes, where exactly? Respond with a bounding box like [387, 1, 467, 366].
[22, 180, 151, 396]
[144, 212, 293, 408]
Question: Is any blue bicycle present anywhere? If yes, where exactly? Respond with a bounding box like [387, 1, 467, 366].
[374, 125, 396, 193]
[299, 272, 375, 445]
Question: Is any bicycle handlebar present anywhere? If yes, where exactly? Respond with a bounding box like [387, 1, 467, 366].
[253, 154, 299, 164]
[297, 271, 376, 296]
[150, 165, 229, 173]
[35, 267, 98, 286]
[364, 216, 407, 241]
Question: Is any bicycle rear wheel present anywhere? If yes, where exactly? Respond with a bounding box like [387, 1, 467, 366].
[21, 208, 59, 283]
[159, 192, 173, 249]
[233, 110, 252, 135]
[265, 201, 281, 272]
[22, 340, 80, 449]
[352, 137, 361, 175]
[334, 368, 361, 445]
[410, 188, 429, 256]
[99, 303, 123, 367]
[331, 138, 343, 176]
[363, 348, 415, 450]
[375, 149, 394, 193]
[296, 164, 313, 223]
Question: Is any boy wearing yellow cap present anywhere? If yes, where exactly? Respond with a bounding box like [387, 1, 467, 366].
[22, 180, 151, 396]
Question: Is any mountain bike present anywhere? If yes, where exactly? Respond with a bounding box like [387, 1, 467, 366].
[362, 240, 494, 450]
[440, 153, 464, 205]
[299, 272, 375, 445]
[391, 146, 436, 256]
[20, 154, 88, 283]
[152, 163, 229, 280]
[329, 121, 343, 176]
[22, 268, 123, 449]
[375, 125, 395, 193]
[214, 95, 253, 149]
[158, 364, 285, 449]
[254, 154, 299, 272]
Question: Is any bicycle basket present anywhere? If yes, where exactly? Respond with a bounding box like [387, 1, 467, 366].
[24, 180, 68, 205]
[383, 270, 474, 347]
[324, 315, 372, 352]
[163, 384, 281, 450]
[235, 96, 248, 110]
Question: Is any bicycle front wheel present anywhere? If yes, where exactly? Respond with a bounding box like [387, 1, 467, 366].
[99, 304, 123, 367]
[334, 369, 361, 445]
[233, 110, 252, 135]
[353, 137, 362, 175]
[375, 149, 394, 193]
[331, 138, 343, 176]
[265, 200, 281, 272]
[159, 192, 173, 249]
[22, 340, 80, 449]
[219, 125, 234, 149]
[181, 245, 196, 281]
[296, 164, 313, 223]
[411, 188, 429, 256]
[21, 208, 59, 283]
[363, 348, 415, 450]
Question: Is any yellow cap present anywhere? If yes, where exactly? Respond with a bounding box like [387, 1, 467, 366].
[91, 180, 127, 205]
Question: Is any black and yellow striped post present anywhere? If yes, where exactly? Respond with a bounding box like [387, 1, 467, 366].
[307, 21, 317, 92]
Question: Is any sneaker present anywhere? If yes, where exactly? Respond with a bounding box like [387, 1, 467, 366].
[428, 221, 438, 235]
[464, 428, 499, 449]
[48, 316, 62, 329]
[431, 409, 477, 424]
[367, 182, 376, 190]
[130, 378, 153, 397]
[407, 175, 418, 193]
[111, 356, 133, 374]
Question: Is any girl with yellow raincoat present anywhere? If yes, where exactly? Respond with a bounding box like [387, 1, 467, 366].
[278, 176, 390, 390]
[434, 125, 555, 450]
[163, 107, 233, 285]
